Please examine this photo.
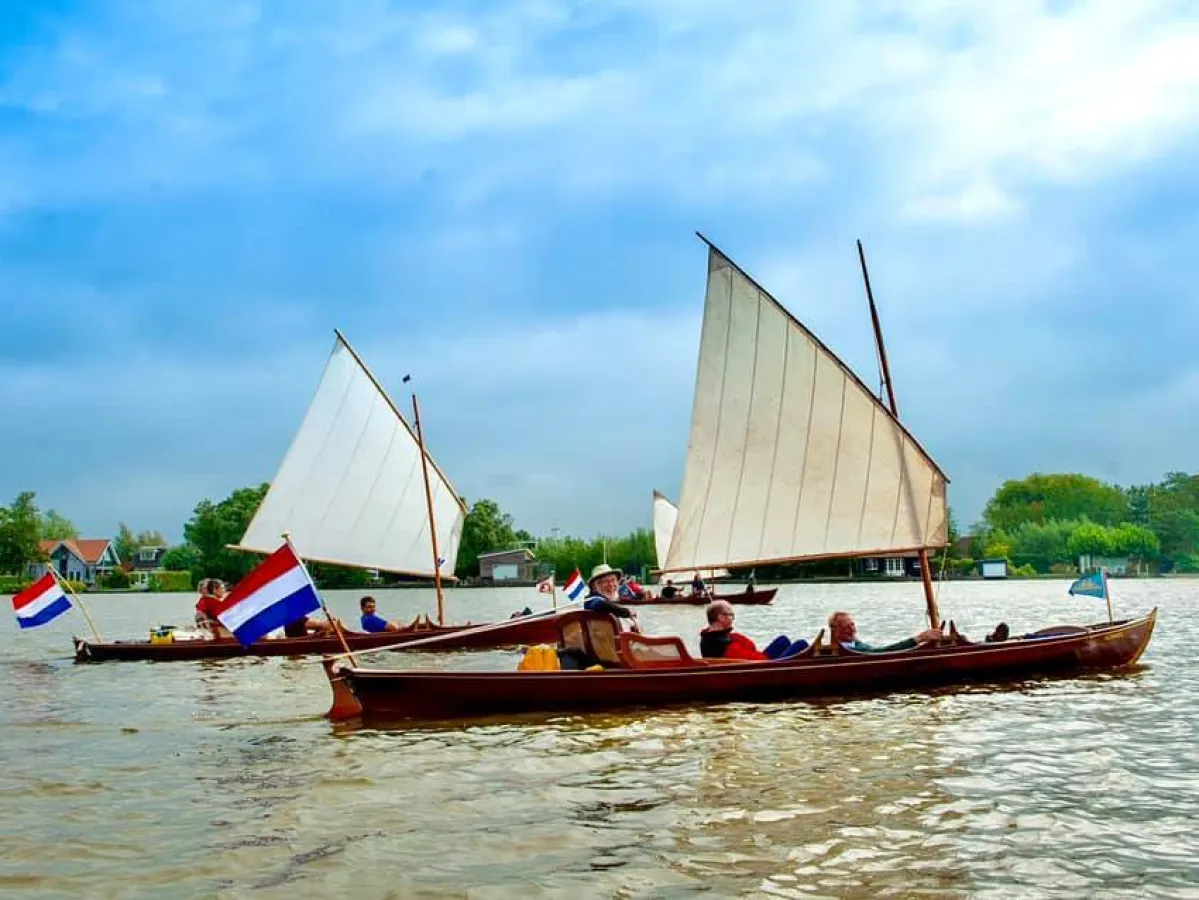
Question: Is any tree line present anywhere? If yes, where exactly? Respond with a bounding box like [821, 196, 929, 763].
[2, 469, 1198, 589]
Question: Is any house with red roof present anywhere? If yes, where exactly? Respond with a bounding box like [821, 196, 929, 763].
[29, 539, 121, 586]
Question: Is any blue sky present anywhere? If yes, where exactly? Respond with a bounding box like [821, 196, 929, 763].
[2, 0, 1199, 544]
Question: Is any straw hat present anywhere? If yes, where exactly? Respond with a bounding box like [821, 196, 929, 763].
[587, 563, 623, 587]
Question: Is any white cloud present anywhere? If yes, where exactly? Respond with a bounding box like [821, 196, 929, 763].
[901, 177, 1023, 222]
[5, 1, 1199, 219]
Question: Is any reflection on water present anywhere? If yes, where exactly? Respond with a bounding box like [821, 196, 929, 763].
[1, 580, 1197, 897]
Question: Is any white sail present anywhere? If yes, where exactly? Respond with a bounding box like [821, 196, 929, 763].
[652, 490, 728, 583]
[236, 332, 466, 578]
[663, 243, 949, 573]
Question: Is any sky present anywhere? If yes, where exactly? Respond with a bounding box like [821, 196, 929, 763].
[2, 0, 1199, 545]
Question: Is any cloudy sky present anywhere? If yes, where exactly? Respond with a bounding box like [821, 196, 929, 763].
[2, 0, 1198, 544]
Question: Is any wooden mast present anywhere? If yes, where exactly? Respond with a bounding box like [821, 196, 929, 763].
[410, 386, 446, 626]
[856, 239, 941, 630]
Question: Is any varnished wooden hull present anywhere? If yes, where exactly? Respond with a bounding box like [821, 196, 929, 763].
[73, 613, 563, 662]
[326, 609, 1157, 721]
[622, 588, 777, 606]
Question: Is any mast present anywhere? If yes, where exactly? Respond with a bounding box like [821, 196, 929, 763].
[410, 385, 446, 626]
[856, 239, 941, 630]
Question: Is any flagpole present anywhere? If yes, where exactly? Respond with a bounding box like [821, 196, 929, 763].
[409, 385, 446, 627]
[50, 567, 103, 643]
[551, 579, 558, 610]
[283, 533, 358, 666]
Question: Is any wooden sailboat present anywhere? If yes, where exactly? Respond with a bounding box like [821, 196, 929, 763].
[321, 237, 1156, 720]
[73, 331, 561, 662]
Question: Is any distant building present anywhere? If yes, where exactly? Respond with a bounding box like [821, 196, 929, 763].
[130, 546, 168, 571]
[1077, 555, 1130, 576]
[29, 539, 120, 586]
[477, 548, 538, 583]
[858, 553, 920, 577]
[126, 545, 169, 589]
[979, 558, 1008, 579]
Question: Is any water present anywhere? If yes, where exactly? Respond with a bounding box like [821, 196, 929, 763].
[2, 579, 1196, 898]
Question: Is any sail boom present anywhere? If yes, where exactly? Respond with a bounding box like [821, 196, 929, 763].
[657, 542, 949, 576]
[225, 544, 461, 581]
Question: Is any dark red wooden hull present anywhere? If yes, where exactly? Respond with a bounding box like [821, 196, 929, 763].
[623, 588, 777, 606]
[326, 609, 1157, 721]
[73, 613, 563, 662]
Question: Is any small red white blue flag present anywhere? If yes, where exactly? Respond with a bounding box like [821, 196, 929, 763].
[563, 568, 587, 602]
[12, 572, 72, 629]
[216, 543, 321, 647]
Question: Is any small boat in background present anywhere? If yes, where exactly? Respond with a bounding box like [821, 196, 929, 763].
[620, 587, 777, 606]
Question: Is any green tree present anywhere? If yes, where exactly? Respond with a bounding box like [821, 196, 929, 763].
[101, 568, 131, 589]
[1066, 522, 1116, 559]
[114, 523, 139, 564]
[534, 528, 657, 581]
[1136, 473, 1199, 562]
[0, 492, 45, 574]
[983, 473, 1127, 532]
[1126, 486, 1151, 528]
[1010, 519, 1080, 573]
[161, 544, 202, 573]
[456, 498, 519, 576]
[136, 529, 167, 547]
[1110, 523, 1160, 562]
[308, 562, 374, 589]
[40, 509, 79, 541]
[183, 484, 270, 585]
[983, 529, 1013, 561]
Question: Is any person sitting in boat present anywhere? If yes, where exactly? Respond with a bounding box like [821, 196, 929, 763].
[194, 578, 231, 639]
[283, 613, 338, 638]
[700, 600, 806, 660]
[745, 571, 757, 593]
[583, 564, 640, 632]
[690, 573, 710, 599]
[359, 596, 402, 633]
[660, 579, 678, 599]
[828, 611, 941, 652]
[618, 575, 648, 602]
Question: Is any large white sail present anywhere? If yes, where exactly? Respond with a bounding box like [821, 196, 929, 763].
[235, 332, 466, 578]
[652, 490, 728, 583]
[663, 242, 949, 574]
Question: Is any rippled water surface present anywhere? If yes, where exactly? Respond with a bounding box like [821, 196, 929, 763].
[2, 579, 1196, 898]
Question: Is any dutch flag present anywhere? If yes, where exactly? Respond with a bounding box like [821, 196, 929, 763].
[563, 568, 587, 603]
[216, 543, 322, 647]
[12, 572, 72, 629]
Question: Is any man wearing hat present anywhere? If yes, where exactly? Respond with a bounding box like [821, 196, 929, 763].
[583, 563, 640, 632]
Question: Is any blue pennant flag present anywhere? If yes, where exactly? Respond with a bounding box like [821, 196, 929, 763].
[1068, 570, 1107, 599]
